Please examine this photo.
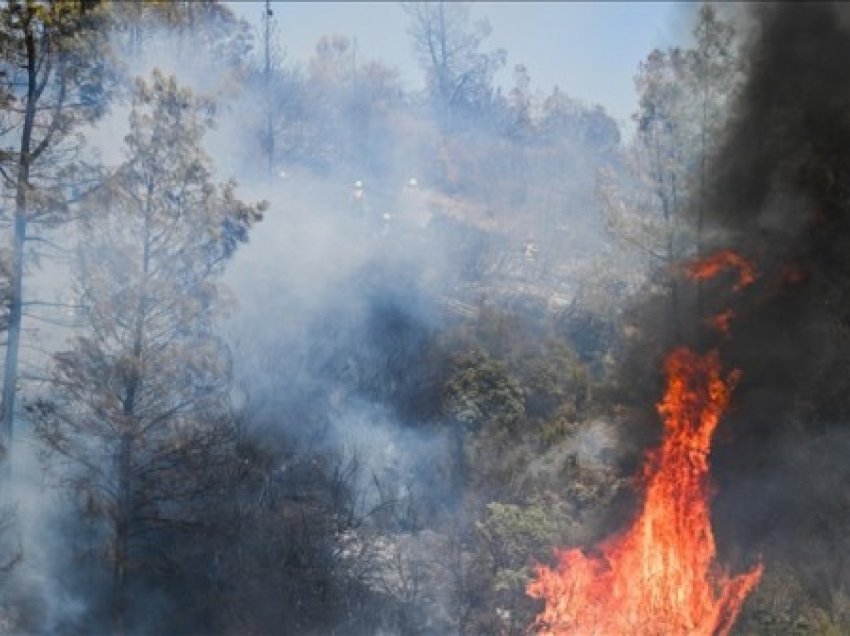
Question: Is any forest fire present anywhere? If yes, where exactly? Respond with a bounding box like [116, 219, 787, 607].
[527, 251, 763, 635]
[684, 249, 756, 291]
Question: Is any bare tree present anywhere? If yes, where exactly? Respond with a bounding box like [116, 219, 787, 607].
[402, 1, 505, 126]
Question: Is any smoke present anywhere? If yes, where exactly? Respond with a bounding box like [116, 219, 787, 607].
[0, 4, 647, 633]
[616, 1, 850, 619]
[200, 2, 850, 629]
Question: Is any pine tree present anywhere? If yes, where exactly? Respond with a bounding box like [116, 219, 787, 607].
[598, 2, 740, 338]
[32, 71, 264, 633]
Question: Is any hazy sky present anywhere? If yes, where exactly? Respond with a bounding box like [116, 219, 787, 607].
[228, 2, 692, 134]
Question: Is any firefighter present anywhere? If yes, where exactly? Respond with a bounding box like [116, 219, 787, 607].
[380, 211, 393, 237]
[401, 176, 431, 229]
[350, 179, 369, 220]
[523, 237, 539, 263]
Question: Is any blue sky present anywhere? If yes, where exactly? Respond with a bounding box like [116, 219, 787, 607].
[228, 2, 693, 133]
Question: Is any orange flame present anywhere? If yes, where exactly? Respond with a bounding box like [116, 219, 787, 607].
[526, 348, 762, 635]
[685, 250, 756, 291]
[706, 309, 736, 336]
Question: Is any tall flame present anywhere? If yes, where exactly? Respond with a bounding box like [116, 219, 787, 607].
[527, 251, 762, 635]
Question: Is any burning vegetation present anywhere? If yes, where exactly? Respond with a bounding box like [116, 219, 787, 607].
[0, 1, 844, 634]
[684, 250, 757, 292]
[528, 348, 762, 635]
[528, 251, 762, 635]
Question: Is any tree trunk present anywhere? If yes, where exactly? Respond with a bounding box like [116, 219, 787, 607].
[113, 190, 152, 634]
[1, 211, 26, 460]
[114, 367, 139, 635]
[113, 430, 132, 636]
[264, 0, 274, 178]
[1, 21, 37, 462]
[669, 170, 680, 343]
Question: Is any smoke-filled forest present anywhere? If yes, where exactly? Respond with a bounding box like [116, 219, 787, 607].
[0, 1, 849, 634]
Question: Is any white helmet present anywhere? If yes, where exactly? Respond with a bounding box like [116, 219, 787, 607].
[354, 180, 363, 189]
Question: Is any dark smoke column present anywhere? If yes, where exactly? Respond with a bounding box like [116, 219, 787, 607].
[672, 2, 850, 623]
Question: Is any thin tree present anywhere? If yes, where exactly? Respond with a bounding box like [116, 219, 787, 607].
[262, 0, 277, 177]
[597, 47, 690, 338]
[598, 5, 739, 339]
[686, 1, 739, 258]
[684, 2, 740, 323]
[0, 0, 110, 458]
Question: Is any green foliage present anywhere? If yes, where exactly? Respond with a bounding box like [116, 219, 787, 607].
[475, 500, 565, 578]
[0, 0, 113, 166]
[444, 350, 525, 434]
[436, 306, 612, 507]
[539, 406, 577, 449]
[464, 496, 573, 634]
[445, 307, 591, 424]
[106, 0, 252, 64]
[514, 340, 588, 419]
